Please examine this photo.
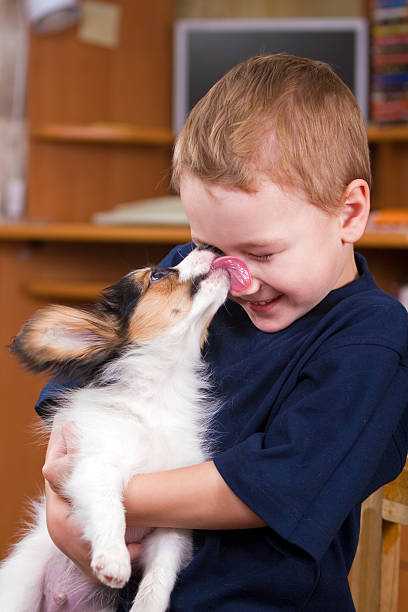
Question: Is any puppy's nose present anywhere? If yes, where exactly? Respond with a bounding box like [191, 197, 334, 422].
[197, 244, 224, 256]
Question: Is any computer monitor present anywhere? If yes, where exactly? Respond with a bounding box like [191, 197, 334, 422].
[173, 18, 369, 133]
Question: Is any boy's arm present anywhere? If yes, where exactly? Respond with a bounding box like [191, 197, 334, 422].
[123, 461, 266, 530]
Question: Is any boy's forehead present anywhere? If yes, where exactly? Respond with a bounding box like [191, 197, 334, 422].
[180, 173, 310, 248]
[180, 173, 243, 201]
[180, 172, 308, 208]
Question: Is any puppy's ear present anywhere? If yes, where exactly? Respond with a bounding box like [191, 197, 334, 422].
[10, 305, 121, 374]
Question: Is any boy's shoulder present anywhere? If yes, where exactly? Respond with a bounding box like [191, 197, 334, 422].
[316, 259, 408, 358]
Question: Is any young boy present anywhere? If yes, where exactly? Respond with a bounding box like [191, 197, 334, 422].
[40, 54, 408, 611]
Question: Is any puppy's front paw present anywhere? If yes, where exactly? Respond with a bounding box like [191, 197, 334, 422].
[91, 547, 131, 588]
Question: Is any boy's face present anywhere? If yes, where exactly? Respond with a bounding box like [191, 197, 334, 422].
[180, 175, 358, 333]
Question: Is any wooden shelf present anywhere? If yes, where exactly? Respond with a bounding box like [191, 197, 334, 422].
[28, 122, 408, 146]
[30, 123, 174, 146]
[357, 230, 408, 249]
[0, 222, 190, 244]
[0, 222, 406, 251]
[25, 280, 108, 301]
[366, 124, 408, 143]
[0, 222, 406, 249]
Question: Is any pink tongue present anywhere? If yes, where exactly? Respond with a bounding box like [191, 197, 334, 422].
[211, 256, 252, 292]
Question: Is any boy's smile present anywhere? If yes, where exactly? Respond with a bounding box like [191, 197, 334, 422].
[180, 175, 363, 333]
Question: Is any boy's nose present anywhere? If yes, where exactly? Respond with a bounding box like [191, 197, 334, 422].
[229, 274, 261, 298]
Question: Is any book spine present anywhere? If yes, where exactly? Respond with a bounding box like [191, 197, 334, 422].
[371, 0, 408, 122]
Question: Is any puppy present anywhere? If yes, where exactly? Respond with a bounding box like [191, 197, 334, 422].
[0, 247, 231, 612]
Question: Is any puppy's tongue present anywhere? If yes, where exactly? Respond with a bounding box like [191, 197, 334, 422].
[211, 256, 252, 292]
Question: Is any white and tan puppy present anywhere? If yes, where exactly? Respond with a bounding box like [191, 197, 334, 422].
[0, 247, 233, 612]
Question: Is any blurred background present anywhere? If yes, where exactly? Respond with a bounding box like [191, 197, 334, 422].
[0, 1, 407, 610]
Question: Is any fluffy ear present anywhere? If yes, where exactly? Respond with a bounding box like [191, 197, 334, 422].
[10, 304, 121, 374]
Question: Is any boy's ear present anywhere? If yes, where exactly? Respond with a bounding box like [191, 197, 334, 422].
[10, 305, 121, 374]
[339, 179, 370, 243]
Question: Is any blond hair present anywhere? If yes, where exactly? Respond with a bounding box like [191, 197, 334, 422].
[172, 54, 371, 213]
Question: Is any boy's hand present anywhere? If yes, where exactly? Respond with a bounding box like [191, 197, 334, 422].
[42, 421, 77, 495]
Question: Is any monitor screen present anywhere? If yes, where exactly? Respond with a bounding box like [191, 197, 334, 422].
[173, 18, 369, 133]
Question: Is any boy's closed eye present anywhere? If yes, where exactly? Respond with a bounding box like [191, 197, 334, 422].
[193, 236, 278, 263]
[248, 253, 274, 262]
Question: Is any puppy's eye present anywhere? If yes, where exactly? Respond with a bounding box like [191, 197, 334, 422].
[149, 269, 172, 283]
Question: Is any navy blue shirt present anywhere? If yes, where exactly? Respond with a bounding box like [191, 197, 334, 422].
[36, 248, 408, 611]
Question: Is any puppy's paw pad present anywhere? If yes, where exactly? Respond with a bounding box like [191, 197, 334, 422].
[91, 549, 131, 588]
